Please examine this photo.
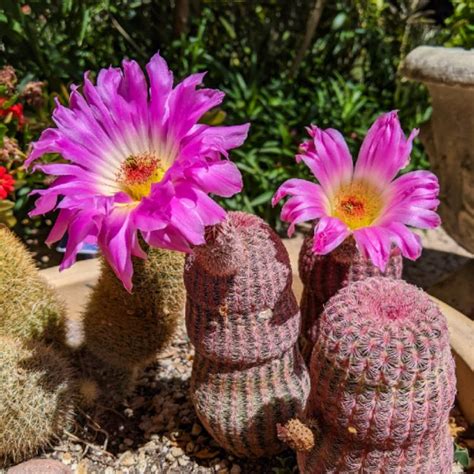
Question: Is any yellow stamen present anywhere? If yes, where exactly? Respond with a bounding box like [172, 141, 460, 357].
[332, 180, 382, 230]
[118, 152, 167, 201]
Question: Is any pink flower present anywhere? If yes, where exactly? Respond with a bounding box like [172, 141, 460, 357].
[273, 111, 440, 271]
[26, 53, 250, 290]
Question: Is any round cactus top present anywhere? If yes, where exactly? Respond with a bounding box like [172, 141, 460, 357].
[323, 276, 446, 328]
[314, 277, 452, 388]
[191, 211, 290, 277]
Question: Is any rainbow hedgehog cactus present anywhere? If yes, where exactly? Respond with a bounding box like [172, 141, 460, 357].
[27, 53, 249, 376]
[279, 277, 456, 473]
[273, 111, 440, 357]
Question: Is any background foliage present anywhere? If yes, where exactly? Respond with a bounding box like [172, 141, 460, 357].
[0, 0, 470, 231]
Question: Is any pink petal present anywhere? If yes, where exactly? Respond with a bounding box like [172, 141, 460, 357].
[312, 216, 350, 254]
[185, 160, 243, 197]
[354, 111, 419, 185]
[60, 210, 102, 270]
[378, 170, 441, 229]
[99, 208, 137, 292]
[169, 198, 206, 246]
[45, 209, 74, 245]
[384, 222, 422, 260]
[144, 226, 193, 253]
[296, 126, 353, 196]
[273, 178, 330, 236]
[180, 123, 250, 161]
[174, 183, 227, 226]
[353, 226, 391, 271]
[166, 73, 224, 143]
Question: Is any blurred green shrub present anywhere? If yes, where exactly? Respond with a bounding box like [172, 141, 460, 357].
[0, 0, 466, 229]
[442, 0, 474, 48]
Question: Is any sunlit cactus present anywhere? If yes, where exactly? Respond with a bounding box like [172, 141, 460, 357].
[185, 211, 310, 458]
[82, 247, 185, 372]
[298, 234, 402, 360]
[0, 226, 66, 345]
[282, 277, 455, 473]
[0, 336, 75, 467]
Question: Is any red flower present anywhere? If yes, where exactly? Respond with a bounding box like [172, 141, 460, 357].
[0, 98, 25, 127]
[0, 166, 15, 199]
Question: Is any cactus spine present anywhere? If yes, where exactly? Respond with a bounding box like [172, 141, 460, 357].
[287, 278, 455, 473]
[298, 234, 403, 361]
[0, 226, 65, 345]
[82, 246, 185, 372]
[0, 336, 75, 467]
[185, 211, 310, 458]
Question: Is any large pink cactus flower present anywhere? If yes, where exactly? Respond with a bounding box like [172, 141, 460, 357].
[26, 53, 249, 291]
[273, 111, 440, 271]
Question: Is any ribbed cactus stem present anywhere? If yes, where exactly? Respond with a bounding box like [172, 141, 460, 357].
[192, 216, 246, 276]
[81, 245, 185, 375]
[0, 226, 65, 346]
[298, 234, 403, 361]
[0, 336, 75, 467]
[185, 211, 310, 458]
[295, 277, 455, 474]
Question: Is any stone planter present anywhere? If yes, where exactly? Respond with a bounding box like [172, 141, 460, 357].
[402, 46, 474, 253]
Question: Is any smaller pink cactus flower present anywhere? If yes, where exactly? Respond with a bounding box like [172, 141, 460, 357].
[273, 111, 440, 271]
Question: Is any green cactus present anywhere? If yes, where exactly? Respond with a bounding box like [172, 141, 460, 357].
[82, 247, 185, 371]
[0, 336, 75, 467]
[0, 226, 65, 345]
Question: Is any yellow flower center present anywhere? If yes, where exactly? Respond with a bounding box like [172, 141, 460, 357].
[331, 180, 383, 230]
[118, 152, 167, 201]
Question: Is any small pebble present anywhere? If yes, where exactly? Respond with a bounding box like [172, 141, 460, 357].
[171, 446, 184, 457]
[191, 423, 202, 436]
[118, 451, 135, 467]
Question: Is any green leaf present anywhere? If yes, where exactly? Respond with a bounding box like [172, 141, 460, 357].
[0, 200, 15, 211]
[454, 443, 470, 468]
[332, 13, 347, 30]
[249, 190, 274, 207]
[219, 17, 236, 40]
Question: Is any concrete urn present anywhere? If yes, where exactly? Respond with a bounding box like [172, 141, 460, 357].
[402, 46, 474, 253]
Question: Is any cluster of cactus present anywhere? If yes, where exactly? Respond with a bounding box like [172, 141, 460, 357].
[0, 226, 65, 345]
[0, 228, 75, 466]
[185, 212, 310, 457]
[280, 277, 455, 473]
[81, 246, 185, 373]
[298, 233, 403, 361]
[0, 337, 75, 467]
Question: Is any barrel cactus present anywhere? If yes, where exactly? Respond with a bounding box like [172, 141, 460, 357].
[185, 211, 310, 458]
[82, 246, 185, 372]
[280, 277, 455, 473]
[0, 226, 65, 345]
[0, 336, 75, 467]
[298, 235, 402, 361]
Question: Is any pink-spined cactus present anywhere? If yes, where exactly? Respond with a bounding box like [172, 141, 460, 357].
[280, 277, 456, 473]
[184, 211, 310, 458]
[298, 234, 403, 361]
